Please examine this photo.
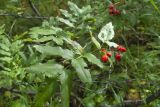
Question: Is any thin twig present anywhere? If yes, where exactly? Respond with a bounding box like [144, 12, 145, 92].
[0, 13, 49, 19]
[8, 19, 17, 36]
[114, 0, 125, 6]
[71, 92, 84, 107]
[28, 0, 41, 17]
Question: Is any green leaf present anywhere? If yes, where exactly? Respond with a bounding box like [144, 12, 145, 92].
[111, 87, 123, 104]
[71, 58, 92, 84]
[0, 37, 11, 47]
[63, 49, 74, 59]
[83, 93, 96, 107]
[52, 36, 63, 45]
[60, 9, 72, 19]
[34, 45, 74, 59]
[81, 5, 92, 15]
[34, 79, 58, 107]
[0, 57, 12, 63]
[60, 9, 76, 22]
[11, 100, 27, 107]
[91, 36, 101, 49]
[57, 17, 75, 27]
[11, 95, 28, 107]
[83, 53, 103, 68]
[0, 50, 11, 56]
[29, 27, 62, 36]
[149, 0, 160, 14]
[3, 67, 11, 71]
[33, 36, 54, 43]
[84, 100, 95, 107]
[60, 70, 71, 107]
[68, 1, 82, 16]
[0, 43, 9, 51]
[32, 36, 63, 45]
[0, 25, 5, 35]
[63, 37, 83, 54]
[26, 63, 64, 77]
[10, 40, 24, 54]
[30, 27, 56, 35]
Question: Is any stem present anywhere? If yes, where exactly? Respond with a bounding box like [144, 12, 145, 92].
[28, 0, 41, 17]
[0, 13, 49, 19]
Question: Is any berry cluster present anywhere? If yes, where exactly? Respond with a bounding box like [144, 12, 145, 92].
[100, 45, 126, 62]
[108, 4, 121, 15]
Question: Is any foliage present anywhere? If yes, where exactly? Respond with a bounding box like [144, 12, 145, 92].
[0, 0, 160, 107]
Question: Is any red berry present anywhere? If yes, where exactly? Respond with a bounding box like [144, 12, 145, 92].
[120, 47, 126, 52]
[108, 4, 114, 10]
[114, 10, 121, 15]
[115, 53, 122, 61]
[101, 54, 108, 62]
[109, 9, 114, 15]
[117, 46, 126, 52]
[112, 8, 117, 14]
[117, 46, 121, 50]
[106, 52, 112, 57]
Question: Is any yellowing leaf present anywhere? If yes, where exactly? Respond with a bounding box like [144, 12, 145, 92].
[98, 22, 114, 42]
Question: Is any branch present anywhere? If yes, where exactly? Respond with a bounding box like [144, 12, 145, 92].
[8, 19, 17, 36]
[0, 87, 36, 96]
[0, 13, 49, 19]
[28, 0, 41, 17]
